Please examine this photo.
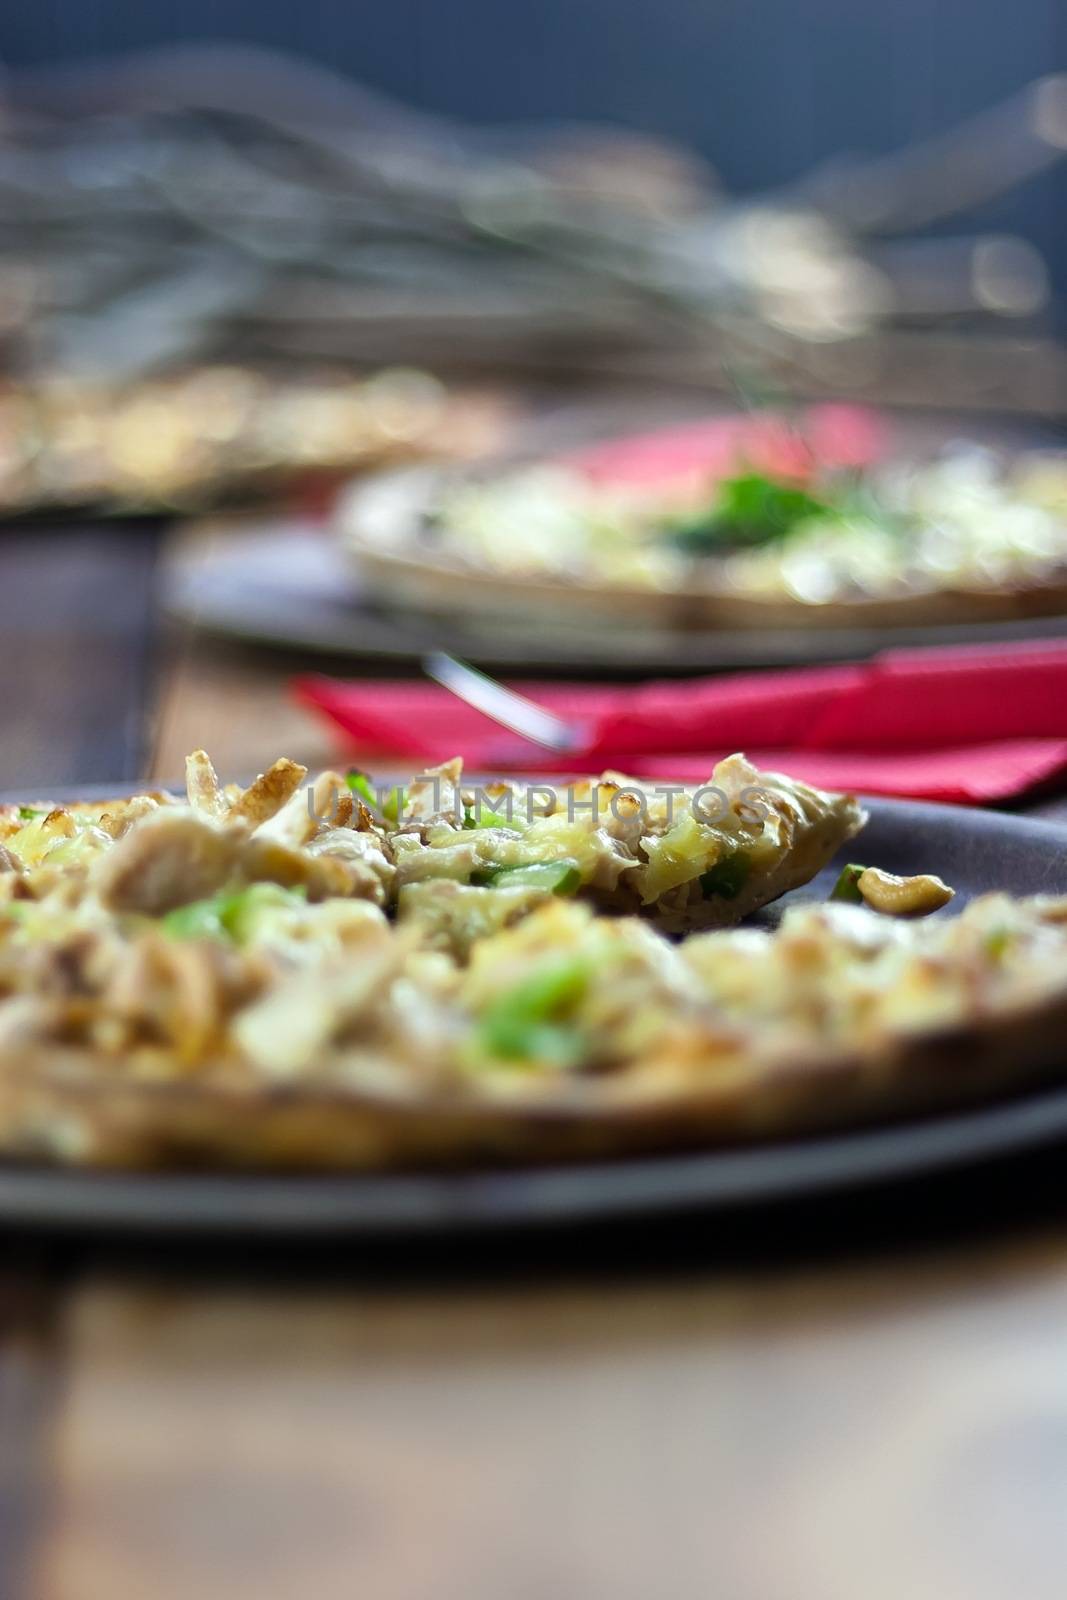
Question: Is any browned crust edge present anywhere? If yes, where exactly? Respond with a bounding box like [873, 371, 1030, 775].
[2, 983, 1066, 1171]
[351, 541, 1067, 633]
[342, 461, 1067, 634]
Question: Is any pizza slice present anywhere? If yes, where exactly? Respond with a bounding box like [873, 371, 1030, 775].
[389, 752, 866, 948]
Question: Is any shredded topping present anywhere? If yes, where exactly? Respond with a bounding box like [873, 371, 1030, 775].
[6, 750, 1054, 1149]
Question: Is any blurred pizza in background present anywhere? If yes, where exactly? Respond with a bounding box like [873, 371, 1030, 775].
[0, 366, 508, 516]
[340, 406, 1067, 632]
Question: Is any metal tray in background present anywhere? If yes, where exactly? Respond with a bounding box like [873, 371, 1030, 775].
[164, 519, 1067, 676]
[162, 397, 1067, 675]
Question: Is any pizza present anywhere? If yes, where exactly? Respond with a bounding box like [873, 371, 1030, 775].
[339, 429, 1067, 632]
[0, 367, 504, 516]
[0, 749, 1063, 1170]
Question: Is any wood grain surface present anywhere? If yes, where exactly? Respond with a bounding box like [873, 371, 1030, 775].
[0, 1252, 67, 1600]
[150, 635, 338, 786]
[1, 524, 166, 791]
[30, 1235, 1067, 1600]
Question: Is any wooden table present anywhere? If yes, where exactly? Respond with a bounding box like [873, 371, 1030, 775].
[4, 519, 1067, 1600]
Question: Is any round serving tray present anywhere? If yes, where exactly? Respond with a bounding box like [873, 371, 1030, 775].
[165, 519, 1067, 675]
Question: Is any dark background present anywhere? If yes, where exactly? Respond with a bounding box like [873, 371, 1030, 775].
[4, 1, 1063, 180]
[3, 1, 1065, 287]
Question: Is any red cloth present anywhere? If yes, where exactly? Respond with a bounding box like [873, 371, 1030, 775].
[295, 638, 1067, 806]
[562, 404, 885, 488]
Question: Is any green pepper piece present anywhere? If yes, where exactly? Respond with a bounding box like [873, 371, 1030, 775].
[478, 859, 581, 895]
[463, 802, 517, 830]
[700, 850, 751, 900]
[671, 472, 832, 553]
[219, 883, 307, 942]
[163, 884, 307, 944]
[345, 772, 377, 808]
[16, 806, 41, 821]
[162, 897, 229, 942]
[345, 772, 405, 823]
[830, 863, 868, 904]
[478, 957, 590, 1066]
[381, 785, 406, 824]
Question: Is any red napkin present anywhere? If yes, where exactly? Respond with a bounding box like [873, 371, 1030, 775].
[295, 638, 1067, 806]
[562, 403, 885, 488]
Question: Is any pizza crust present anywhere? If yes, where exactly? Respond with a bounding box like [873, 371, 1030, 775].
[2, 983, 1066, 1171]
[351, 538, 1067, 633]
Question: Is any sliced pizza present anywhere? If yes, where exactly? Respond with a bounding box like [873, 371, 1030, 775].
[6, 746, 1061, 1173]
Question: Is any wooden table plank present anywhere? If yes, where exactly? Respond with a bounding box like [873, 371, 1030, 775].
[150, 635, 337, 786]
[0, 1252, 68, 1600]
[0, 523, 166, 790]
[33, 1235, 1067, 1600]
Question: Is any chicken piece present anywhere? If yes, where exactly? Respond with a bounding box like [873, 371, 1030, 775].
[185, 750, 226, 817]
[405, 758, 464, 826]
[252, 769, 348, 850]
[254, 784, 316, 849]
[97, 795, 161, 840]
[94, 809, 248, 915]
[305, 828, 396, 894]
[398, 878, 554, 958]
[233, 920, 400, 1075]
[41, 808, 76, 839]
[103, 933, 239, 1063]
[240, 833, 390, 905]
[308, 769, 360, 827]
[24, 930, 118, 999]
[394, 836, 485, 886]
[229, 759, 308, 827]
[595, 784, 647, 851]
[0, 995, 68, 1050]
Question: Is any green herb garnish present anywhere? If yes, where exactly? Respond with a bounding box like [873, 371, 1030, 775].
[477, 957, 590, 1066]
[345, 771, 377, 808]
[163, 884, 307, 943]
[475, 859, 581, 895]
[345, 771, 405, 823]
[670, 472, 832, 553]
[830, 864, 868, 904]
[17, 807, 41, 821]
[463, 802, 517, 830]
[699, 850, 752, 901]
[381, 785, 405, 823]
